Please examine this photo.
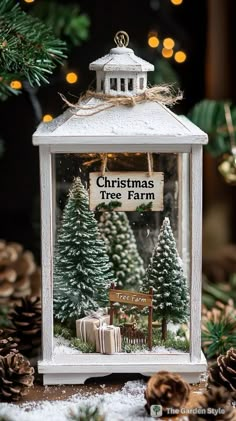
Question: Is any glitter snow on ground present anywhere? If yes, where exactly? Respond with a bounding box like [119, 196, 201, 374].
[0, 381, 152, 421]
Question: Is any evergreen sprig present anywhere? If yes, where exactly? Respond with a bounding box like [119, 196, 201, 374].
[136, 202, 153, 212]
[68, 404, 105, 421]
[96, 201, 122, 211]
[0, 0, 66, 100]
[31, 2, 90, 47]
[189, 100, 236, 157]
[202, 306, 236, 359]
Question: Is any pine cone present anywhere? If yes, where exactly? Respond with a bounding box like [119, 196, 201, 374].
[0, 241, 40, 304]
[209, 348, 236, 393]
[189, 386, 236, 420]
[0, 329, 18, 356]
[7, 296, 41, 357]
[144, 371, 190, 415]
[0, 352, 34, 401]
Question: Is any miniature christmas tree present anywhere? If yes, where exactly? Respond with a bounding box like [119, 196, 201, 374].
[54, 178, 114, 323]
[98, 211, 145, 290]
[143, 217, 189, 341]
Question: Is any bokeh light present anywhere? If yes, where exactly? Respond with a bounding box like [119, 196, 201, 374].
[66, 72, 78, 84]
[148, 36, 160, 48]
[162, 48, 174, 58]
[10, 80, 22, 90]
[43, 114, 53, 123]
[170, 0, 183, 5]
[174, 51, 187, 63]
[163, 38, 175, 50]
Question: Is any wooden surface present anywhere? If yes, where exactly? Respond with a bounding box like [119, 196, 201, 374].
[89, 171, 164, 211]
[17, 374, 206, 421]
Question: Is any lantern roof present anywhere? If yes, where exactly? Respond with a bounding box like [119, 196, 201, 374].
[89, 47, 154, 73]
[33, 99, 208, 146]
[90, 31, 154, 72]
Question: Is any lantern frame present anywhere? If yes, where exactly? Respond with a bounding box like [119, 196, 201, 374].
[33, 110, 207, 384]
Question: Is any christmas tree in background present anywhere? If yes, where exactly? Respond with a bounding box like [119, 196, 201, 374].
[54, 177, 114, 323]
[143, 217, 189, 341]
[0, 0, 66, 101]
[99, 211, 145, 290]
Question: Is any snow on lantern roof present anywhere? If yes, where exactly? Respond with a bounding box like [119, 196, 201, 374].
[89, 47, 154, 73]
[89, 31, 154, 72]
[33, 100, 208, 146]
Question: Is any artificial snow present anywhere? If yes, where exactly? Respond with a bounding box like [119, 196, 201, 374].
[131, 346, 186, 355]
[0, 381, 152, 421]
[53, 336, 81, 355]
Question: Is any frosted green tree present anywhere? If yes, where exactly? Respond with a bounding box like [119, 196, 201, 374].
[54, 177, 114, 323]
[98, 211, 145, 290]
[143, 217, 189, 341]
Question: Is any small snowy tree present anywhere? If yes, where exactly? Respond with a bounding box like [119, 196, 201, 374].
[54, 177, 114, 323]
[98, 211, 145, 290]
[143, 217, 189, 341]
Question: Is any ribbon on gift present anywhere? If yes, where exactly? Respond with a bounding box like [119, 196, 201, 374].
[97, 324, 121, 354]
[80, 308, 108, 342]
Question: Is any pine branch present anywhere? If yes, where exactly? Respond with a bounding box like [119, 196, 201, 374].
[30, 1, 90, 47]
[189, 100, 236, 157]
[0, 0, 66, 100]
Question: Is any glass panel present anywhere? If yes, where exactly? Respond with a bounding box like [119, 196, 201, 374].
[120, 78, 125, 91]
[139, 77, 144, 89]
[100, 80, 104, 91]
[53, 153, 190, 356]
[128, 79, 133, 91]
[110, 78, 117, 90]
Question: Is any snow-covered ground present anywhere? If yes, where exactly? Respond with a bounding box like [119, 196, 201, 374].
[53, 336, 187, 355]
[0, 381, 152, 421]
[53, 336, 82, 355]
[54, 335, 187, 355]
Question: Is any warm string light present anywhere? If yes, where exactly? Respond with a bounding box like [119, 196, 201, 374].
[170, 0, 183, 5]
[174, 51, 187, 63]
[10, 80, 22, 90]
[162, 48, 174, 59]
[148, 35, 160, 48]
[163, 37, 175, 50]
[43, 114, 53, 122]
[147, 30, 186, 63]
[66, 72, 78, 84]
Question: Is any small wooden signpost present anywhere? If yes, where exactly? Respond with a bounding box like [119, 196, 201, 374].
[109, 283, 153, 350]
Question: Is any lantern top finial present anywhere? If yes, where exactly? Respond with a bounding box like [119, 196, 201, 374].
[114, 31, 129, 48]
[89, 31, 154, 96]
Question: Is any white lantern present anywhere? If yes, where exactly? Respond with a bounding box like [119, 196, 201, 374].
[33, 32, 208, 385]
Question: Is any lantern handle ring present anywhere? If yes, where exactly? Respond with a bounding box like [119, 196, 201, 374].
[114, 31, 129, 48]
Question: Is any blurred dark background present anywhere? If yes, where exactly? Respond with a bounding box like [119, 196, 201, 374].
[0, 0, 234, 262]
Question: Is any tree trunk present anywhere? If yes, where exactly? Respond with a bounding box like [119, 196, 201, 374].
[161, 318, 167, 341]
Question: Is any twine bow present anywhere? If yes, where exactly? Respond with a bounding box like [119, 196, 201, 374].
[60, 85, 182, 117]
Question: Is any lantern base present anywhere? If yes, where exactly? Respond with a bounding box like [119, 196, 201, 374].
[38, 351, 207, 385]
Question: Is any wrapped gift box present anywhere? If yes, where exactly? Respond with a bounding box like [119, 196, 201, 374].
[76, 313, 110, 344]
[95, 325, 122, 354]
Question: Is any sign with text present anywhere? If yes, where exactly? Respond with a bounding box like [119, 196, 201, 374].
[109, 289, 153, 307]
[89, 171, 164, 211]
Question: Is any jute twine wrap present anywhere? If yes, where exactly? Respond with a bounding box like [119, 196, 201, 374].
[61, 85, 181, 177]
[60, 85, 183, 117]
